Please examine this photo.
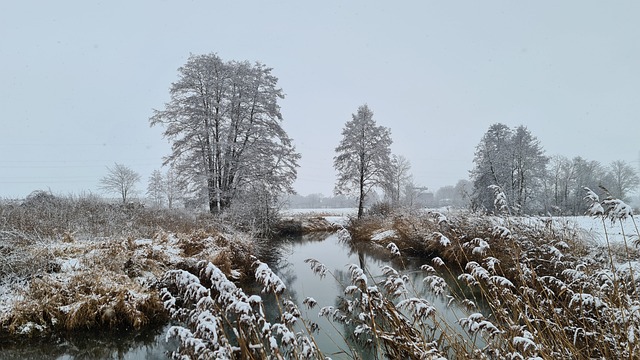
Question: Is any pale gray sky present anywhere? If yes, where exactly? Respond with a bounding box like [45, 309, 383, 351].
[1, 1, 639, 199]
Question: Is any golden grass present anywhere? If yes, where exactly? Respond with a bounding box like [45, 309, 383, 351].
[0, 198, 258, 338]
[337, 208, 639, 358]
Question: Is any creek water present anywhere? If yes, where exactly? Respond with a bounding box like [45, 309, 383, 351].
[258, 232, 478, 359]
[1, 231, 478, 359]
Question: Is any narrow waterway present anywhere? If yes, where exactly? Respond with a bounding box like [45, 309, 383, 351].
[1, 230, 480, 359]
[260, 231, 479, 359]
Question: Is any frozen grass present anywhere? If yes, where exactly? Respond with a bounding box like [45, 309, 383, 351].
[0, 195, 257, 338]
[338, 188, 640, 358]
[5, 192, 640, 358]
[276, 208, 353, 235]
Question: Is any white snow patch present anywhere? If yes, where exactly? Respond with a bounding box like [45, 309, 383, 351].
[281, 208, 358, 217]
[60, 258, 81, 272]
[134, 239, 153, 246]
[371, 230, 398, 242]
[569, 216, 638, 247]
[324, 216, 348, 226]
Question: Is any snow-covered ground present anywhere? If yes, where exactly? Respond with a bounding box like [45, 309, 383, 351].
[567, 216, 639, 247]
[281, 207, 357, 217]
[281, 207, 357, 226]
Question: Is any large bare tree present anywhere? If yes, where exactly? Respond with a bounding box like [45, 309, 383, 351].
[99, 163, 140, 204]
[334, 104, 392, 218]
[150, 53, 300, 213]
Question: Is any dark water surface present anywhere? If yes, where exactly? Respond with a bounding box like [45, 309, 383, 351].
[0, 323, 177, 360]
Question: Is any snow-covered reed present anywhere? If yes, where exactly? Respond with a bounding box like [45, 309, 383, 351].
[161, 259, 323, 359]
[324, 187, 640, 358]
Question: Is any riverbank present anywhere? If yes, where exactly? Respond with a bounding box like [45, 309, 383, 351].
[0, 195, 261, 341]
[0, 225, 257, 338]
[5, 195, 640, 359]
[346, 207, 640, 358]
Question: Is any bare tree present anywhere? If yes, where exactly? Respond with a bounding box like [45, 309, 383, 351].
[453, 179, 473, 208]
[150, 53, 300, 214]
[99, 163, 140, 204]
[165, 167, 182, 209]
[334, 104, 392, 218]
[383, 154, 412, 206]
[605, 160, 640, 201]
[147, 170, 165, 208]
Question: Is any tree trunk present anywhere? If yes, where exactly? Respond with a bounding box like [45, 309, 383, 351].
[358, 177, 365, 219]
[208, 178, 218, 214]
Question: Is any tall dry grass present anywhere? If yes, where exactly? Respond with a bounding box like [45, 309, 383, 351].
[340, 186, 640, 358]
[0, 193, 258, 339]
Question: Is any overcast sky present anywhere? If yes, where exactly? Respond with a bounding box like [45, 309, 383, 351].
[1, 1, 639, 199]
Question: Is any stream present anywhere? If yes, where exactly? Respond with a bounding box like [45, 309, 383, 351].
[1, 231, 478, 359]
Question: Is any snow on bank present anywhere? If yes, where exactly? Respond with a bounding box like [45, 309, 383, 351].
[0, 230, 255, 336]
[371, 229, 398, 242]
[282, 208, 357, 217]
[568, 216, 639, 247]
[281, 208, 357, 228]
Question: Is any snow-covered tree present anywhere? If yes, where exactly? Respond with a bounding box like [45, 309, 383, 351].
[334, 104, 392, 218]
[470, 124, 548, 214]
[510, 125, 548, 212]
[470, 123, 514, 212]
[150, 53, 300, 214]
[147, 170, 165, 208]
[99, 163, 140, 204]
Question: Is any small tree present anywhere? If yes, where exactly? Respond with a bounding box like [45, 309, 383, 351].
[383, 155, 412, 206]
[165, 167, 182, 209]
[99, 163, 140, 204]
[334, 104, 392, 218]
[605, 160, 640, 201]
[147, 170, 165, 208]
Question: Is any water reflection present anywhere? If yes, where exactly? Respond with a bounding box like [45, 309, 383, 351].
[260, 232, 484, 359]
[0, 324, 177, 360]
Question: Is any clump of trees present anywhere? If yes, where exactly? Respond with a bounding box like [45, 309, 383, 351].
[469, 123, 640, 215]
[332, 104, 435, 215]
[150, 53, 300, 219]
[146, 168, 182, 209]
[470, 124, 548, 214]
[544, 156, 639, 215]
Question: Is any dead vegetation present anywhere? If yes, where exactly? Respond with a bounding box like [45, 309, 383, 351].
[0, 194, 258, 339]
[348, 208, 587, 281]
[276, 216, 342, 235]
[338, 191, 640, 358]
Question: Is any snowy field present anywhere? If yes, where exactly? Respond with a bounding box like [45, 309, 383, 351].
[563, 216, 639, 247]
[282, 208, 640, 249]
[281, 208, 358, 226]
[281, 208, 358, 216]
